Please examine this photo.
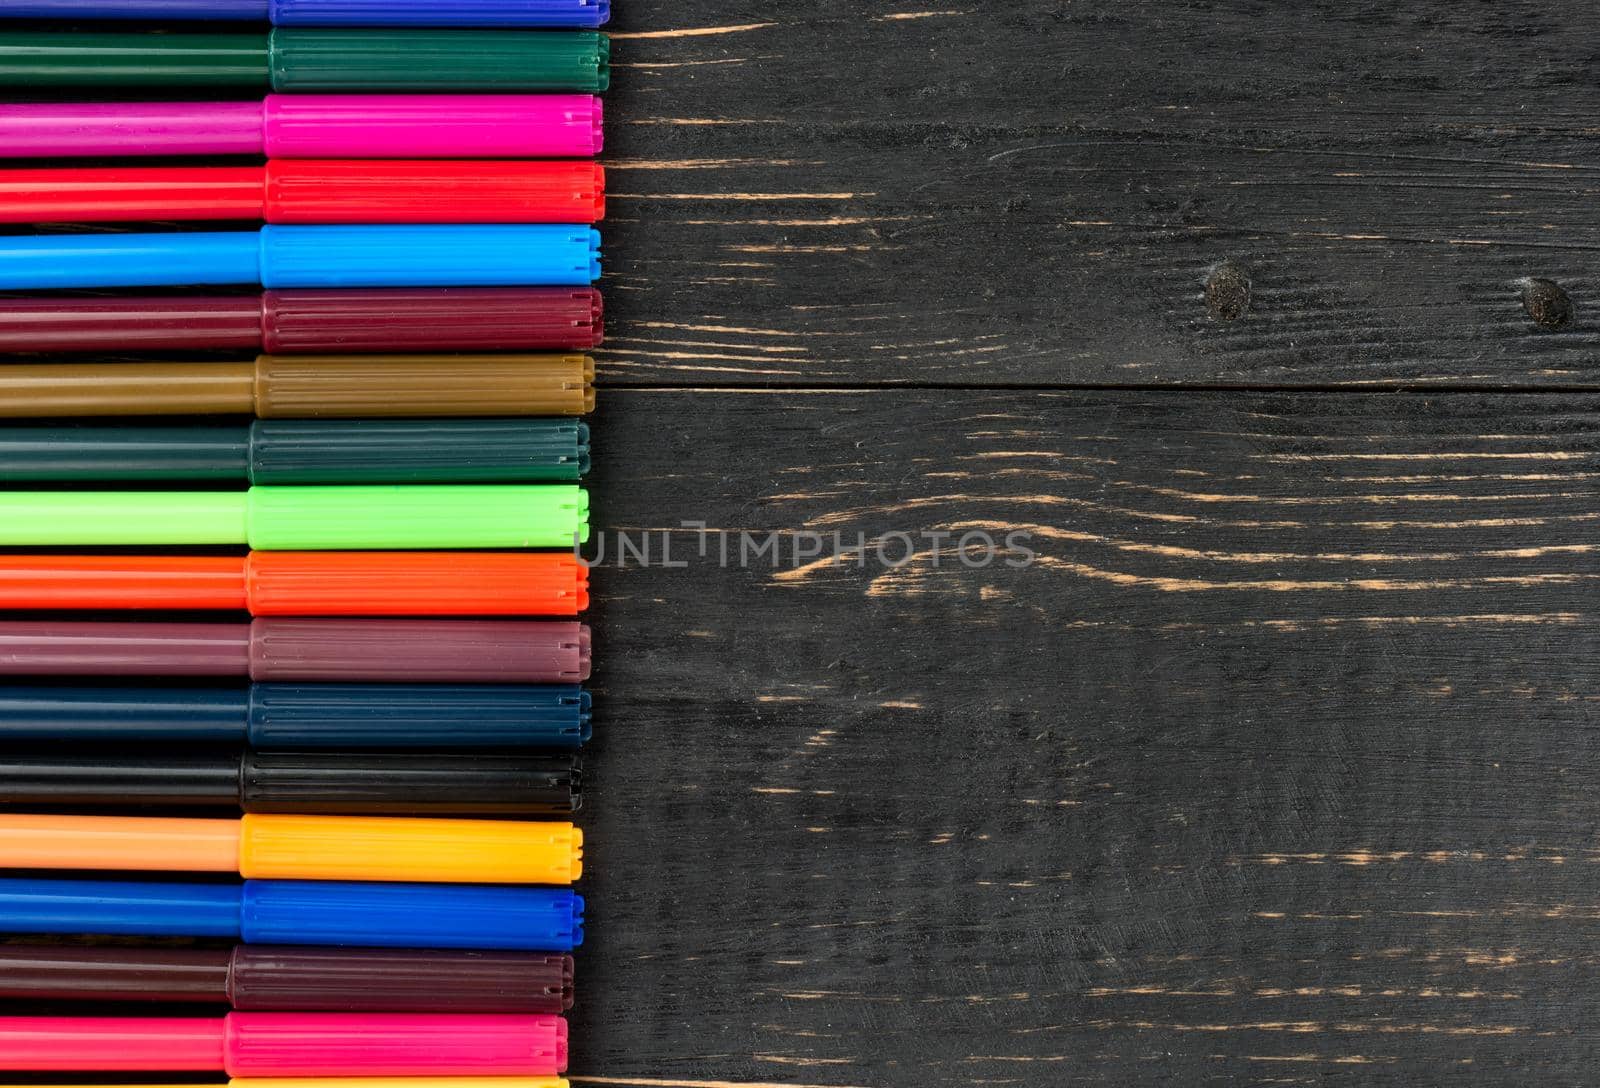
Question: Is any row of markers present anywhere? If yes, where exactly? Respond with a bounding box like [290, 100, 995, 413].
[0, 0, 610, 1081]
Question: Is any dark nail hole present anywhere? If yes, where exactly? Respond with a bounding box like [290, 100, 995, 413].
[1204, 260, 1251, 322]
[1521, 277, 1573, 330]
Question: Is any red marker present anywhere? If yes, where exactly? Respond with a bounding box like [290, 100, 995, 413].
[0, 161, 602, 224]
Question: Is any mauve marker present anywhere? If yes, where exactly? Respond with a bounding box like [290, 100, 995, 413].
[0, 618, 591, 682]
[0, 289, 603, 354]
[0, 945, 574, 1011]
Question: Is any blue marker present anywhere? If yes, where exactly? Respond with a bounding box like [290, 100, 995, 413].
[0, 877, 583, 950]
[0, 225, 601, 290]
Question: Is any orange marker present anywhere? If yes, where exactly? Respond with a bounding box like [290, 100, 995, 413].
[0, 814, 581, 884]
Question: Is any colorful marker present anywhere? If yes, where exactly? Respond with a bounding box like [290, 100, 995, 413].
[0, 354, 594, 418]
[0, 225, 600, 289]
[0, 945, 574, 1011]
[0, 813, 582, 883]
[0, 485, 588, 548]
[0, 289, 603, 354]
[0, 750, 580, 815]
[0, 877, 584, 949]
[0, 161, 603, 224]
[0, 552, 590, 615]
[0, 29, 609, 91]
[0, 421, 589, 483]
[0, 619, 590, 682]
[0, 1012, 565, 1074]
[0, 683, 592, 748]
[0, 0, 609, 25]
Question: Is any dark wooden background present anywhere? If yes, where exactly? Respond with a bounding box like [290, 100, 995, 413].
[577, 3, 1600, 1085]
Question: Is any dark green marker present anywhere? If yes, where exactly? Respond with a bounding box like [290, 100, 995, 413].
[0, 28, 609, 90]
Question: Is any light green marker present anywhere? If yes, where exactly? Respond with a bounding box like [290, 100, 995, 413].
[0, 485, 587, 550]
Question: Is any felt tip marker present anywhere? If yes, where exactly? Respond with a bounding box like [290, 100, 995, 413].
[0, 161, 603, 225]
[0, 0, 609, 25]
[0, 683, 592, 749]
[0, 95, 602, 160]
[0, 552, 590, 615]
[0, 29, 609, 91]
[0, 354, 594, 419]
[0, 485, 589, 548]
[0, 288, 602, 354]
[0, 1012, 566, 1074]
[0, 813, 582, 883]
[0, 420, 590, 483]
[0, 618, 590, 682]
[0, 225, 600, 290]
[0, 945, 574, 1011]
[0, 877, 584, 949]
[0, 750, 581, 816]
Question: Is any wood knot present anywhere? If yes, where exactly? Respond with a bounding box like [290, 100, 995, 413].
[1521, 277, 1573, 330]
[1204, 260, 1251, 322]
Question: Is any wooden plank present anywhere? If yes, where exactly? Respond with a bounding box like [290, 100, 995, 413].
[578, 387, 1600, 1085]
[603, 2, 1600, 387]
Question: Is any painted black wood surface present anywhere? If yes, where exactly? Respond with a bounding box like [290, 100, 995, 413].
[579, 4, 1600, 1086]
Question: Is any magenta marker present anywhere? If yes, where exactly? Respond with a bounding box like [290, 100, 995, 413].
[0, 94, 602, 159]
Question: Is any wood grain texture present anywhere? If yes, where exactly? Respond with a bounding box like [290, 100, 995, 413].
[577, 388, 1600, 1086]
[601, 1, 1600, 388]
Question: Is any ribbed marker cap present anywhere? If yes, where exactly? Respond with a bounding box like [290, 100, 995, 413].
[269, 29, 609, 92]
[254, 355, 596, 417]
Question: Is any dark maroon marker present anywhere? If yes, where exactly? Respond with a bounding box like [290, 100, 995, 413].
[0, 944, 574, 1012]
[0, 287, 603, 353]
[0, 618, 590, 682]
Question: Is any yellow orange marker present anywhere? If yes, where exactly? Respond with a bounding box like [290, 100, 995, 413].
[0, 814, 581, 884]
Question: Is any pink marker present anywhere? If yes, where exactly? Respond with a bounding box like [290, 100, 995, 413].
[0, 94, 602, 159]
[0, 1012, 566, 1074]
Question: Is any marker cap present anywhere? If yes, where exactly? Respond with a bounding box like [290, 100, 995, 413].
[241, 880, 583, 949]
[253, 354, 597, 417]
[228, 948, 575, 1011]
[258, 225, 601, 289]
[247, 683, 592, 749]
[269, 0, 609, 26]
[260, 288, 604, 352]
[269, 29, 609, 93]
[243, 484, 590, 549]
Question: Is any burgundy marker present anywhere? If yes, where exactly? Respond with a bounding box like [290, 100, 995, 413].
[0, 287, 603, 354]
[0, 945, 573, 1012]
[0, 619, 590, 682]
